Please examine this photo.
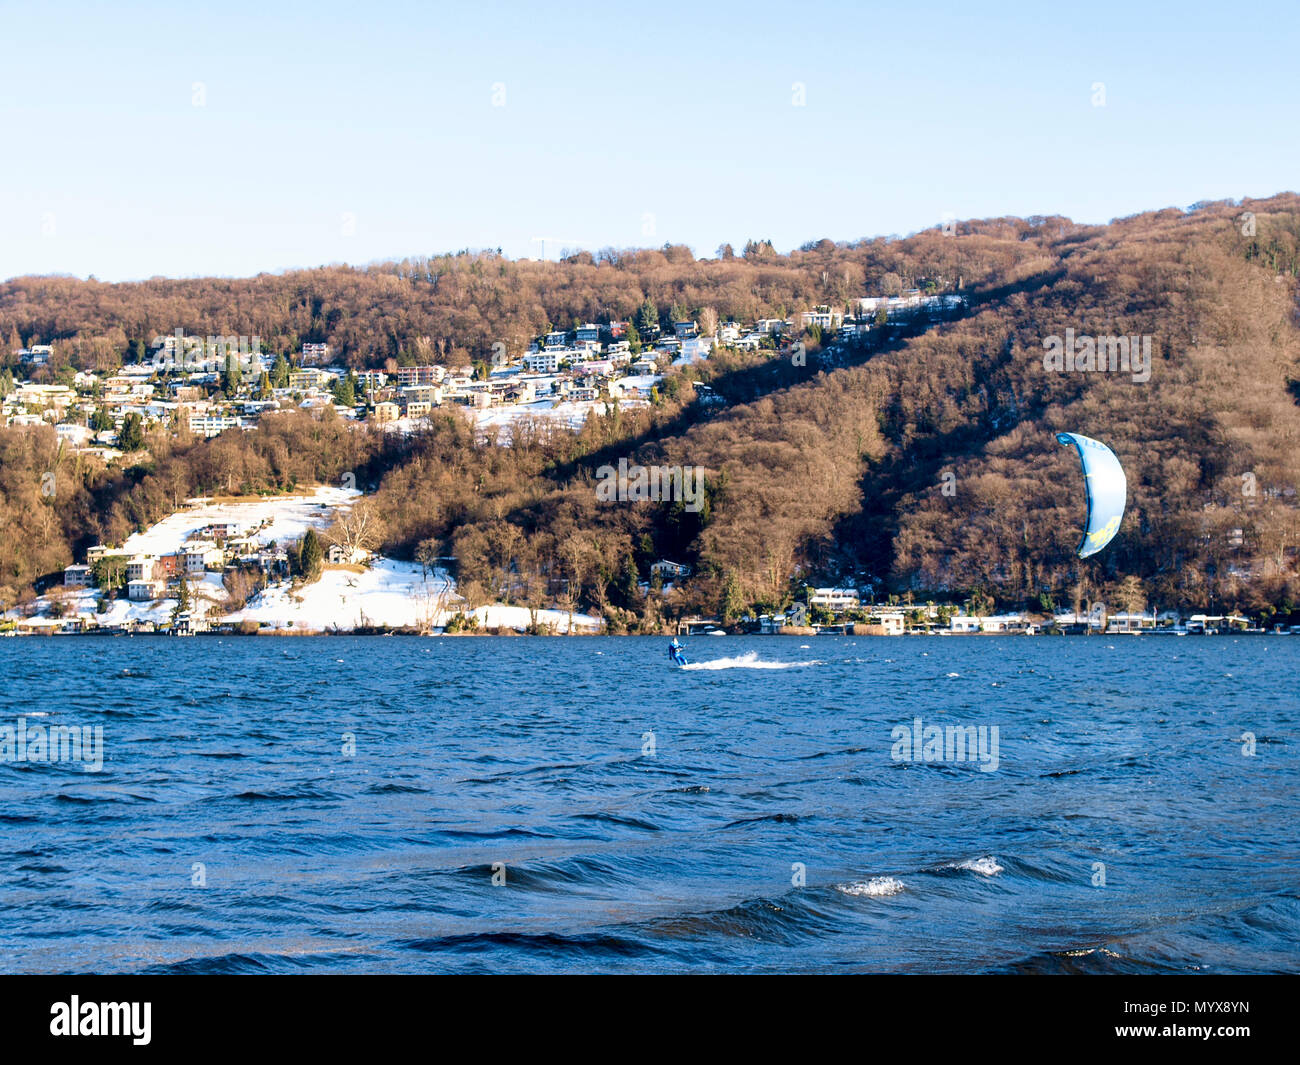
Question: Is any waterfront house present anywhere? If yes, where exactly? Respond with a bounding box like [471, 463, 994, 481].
[809, 587, 860, 609]
[127, 578, 164, 601]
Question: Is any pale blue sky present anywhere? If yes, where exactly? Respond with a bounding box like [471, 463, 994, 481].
[1, 0, 1295, 281]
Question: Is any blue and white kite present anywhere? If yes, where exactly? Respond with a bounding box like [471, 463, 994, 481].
[1056, 432, 1127, 558]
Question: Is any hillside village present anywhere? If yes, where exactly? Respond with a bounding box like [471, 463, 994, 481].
[0, 292, 962, 448]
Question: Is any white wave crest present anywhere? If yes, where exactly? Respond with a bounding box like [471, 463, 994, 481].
[837, 876, 905, 897]
[953, 856, 1003, 876]
[681, 651, 821, 671]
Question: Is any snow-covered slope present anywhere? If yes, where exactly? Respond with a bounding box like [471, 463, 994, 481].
[11, 486, 602, 632]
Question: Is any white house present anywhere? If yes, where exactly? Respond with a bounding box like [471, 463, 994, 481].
[1107, 611, 1157, 632]
[800, 308, 844, 330]
[183, 542, 222, 574]
[64, 564, 93, 588]
[809, 588, 860, 609]
[127, 578, 164, 601]
[523, 351, 560, 374]
[676, 337, 713, 363]
[125, 555, 155, 582]
[866, 611, 906, 635]
[651, 560, 692, 579]
[189, 414, 242, 438]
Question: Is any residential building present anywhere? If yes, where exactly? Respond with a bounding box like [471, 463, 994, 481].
[201, 522, 241, 539]
[63, 564, 92, 588]
[523, 352, 560, 374]
[651, 560, 692, 579]
[125, 556, 155, 582]
[301, 342, 330, 364]
[182, 542, 222, 575]
[800, 308, 844, 330]
[189, 414, 241, 438]
[127, 579, 164, 601]
[678, 337, 713, 362]
[394, 365, 445, 387]
[154, 554, 181, 579]
[809, 588, 860, 609]
[288, 368, 329, 391]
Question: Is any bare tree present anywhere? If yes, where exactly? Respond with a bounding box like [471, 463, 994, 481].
[327, 499, 388, 557]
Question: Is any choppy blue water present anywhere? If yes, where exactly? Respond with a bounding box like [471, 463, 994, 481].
[1, 635, 1296, 974]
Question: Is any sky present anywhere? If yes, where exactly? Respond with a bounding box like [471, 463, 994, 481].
[1, 0, 1296, 281]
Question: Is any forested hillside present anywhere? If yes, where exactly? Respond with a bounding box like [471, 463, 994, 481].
[3, 194, 1299, 625]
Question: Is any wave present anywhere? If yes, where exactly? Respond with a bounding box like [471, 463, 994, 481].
[397, 930, 663, 961]
[950, 856, 1003, 876]
[230, 786, 340, 802]
[681, 651, 821, 671]
[837, 876, 906, 897]
[647, 893, 841, 945]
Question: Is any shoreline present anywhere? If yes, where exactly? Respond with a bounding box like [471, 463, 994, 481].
[0, 628, 1281, 638]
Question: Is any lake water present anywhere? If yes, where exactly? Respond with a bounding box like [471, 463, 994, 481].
[1, 635, 1296, 973]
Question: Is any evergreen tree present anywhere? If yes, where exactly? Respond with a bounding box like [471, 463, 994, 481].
[635, 298, 658, 337]
[256, 371, 272, 400]
[91, 406, 113, 432]
[92, 555, 127, 593]
[118, 412, 146, 451]
[332, 374, 356, 406]
[221, 352, 242, 396]
[720, 572, 744, 624]
[171, 577, 191, 625]
[271, 352, 291, 388]
[298, 528, 323, 582]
